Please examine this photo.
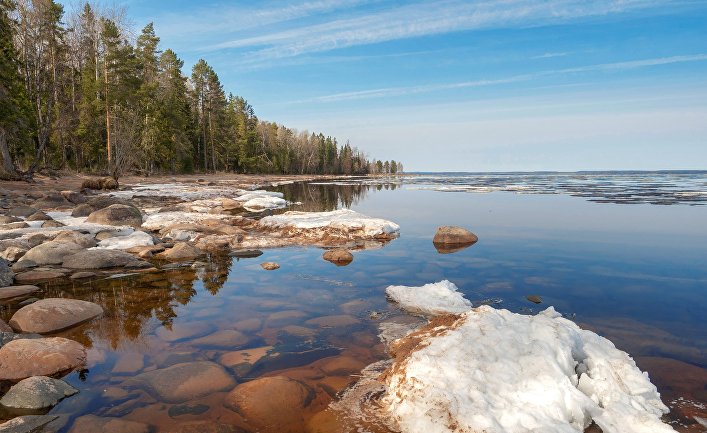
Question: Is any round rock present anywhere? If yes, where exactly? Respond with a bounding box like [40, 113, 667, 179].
[432, 226, 478, 245]
[10, 298, 103, 333]
[322, 249, 353, 266]
[0, 376, 78, 411]
[19, 241, 84, 266]
[156, 242, 202, 261]
[86, 204, 143, 228]
[260, 262, 280, 270]
[62, 249, 148, 269]
[131, 361, 235, 403]
[0, 337, 86, 381]
[0, 285, 40, 302]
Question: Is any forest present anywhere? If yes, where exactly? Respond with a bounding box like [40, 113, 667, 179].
[0, 0, 402, 180]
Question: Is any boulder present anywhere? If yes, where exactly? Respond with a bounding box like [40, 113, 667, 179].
[322, 249, 353, 266]
[230, 249, 263, 259]
[86, 204, 142, 228]
[0, 415, 59, 432]
[70, 203, 94, 217]
[8, 205, 38, 218]
[87, 196, 132, 210]
[61, 190, 87, 204]
[0, 258, 14, 286]
[81, 177, 118, 191]
[63, 249, 148, 269]
[432, 226, 478, 246]
[32, 193, 72, 209]
[0, 337, 86, 381]
[0, 216, 22, 224]
[68, 415, 150, 433]
[221, 198, 243, 210]
[41, 220, 65, 228]
[260, 262, 280, 270]
[162, 421, 247, 433]
[69, 271, 97, 280]
[130, 361, 235, 403]
[224, 376, 314, 432]
[19, 241, 84, 265]
[0, 376, 78, 411]
[53, 231, 97, 248]
[0, 285, 40, 302]
[0, 318, 11, 332]
[14, 270, 66, 283]
[191, 330, 249, 349]
[155, 242, 202, 261]
[1, 221, 28, 230]
[10, 298, 103, 333]
[26, 211, 51, 221]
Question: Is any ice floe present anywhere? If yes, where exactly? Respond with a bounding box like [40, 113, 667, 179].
[95, 231, 154, 250]
[141, 211, 232, 232]
[384, 304, 676, 433]
[259, 209, 399, 237]
[386, 280, 472, 316]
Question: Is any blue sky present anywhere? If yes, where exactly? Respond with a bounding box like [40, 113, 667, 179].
[72, 0, 707, 171]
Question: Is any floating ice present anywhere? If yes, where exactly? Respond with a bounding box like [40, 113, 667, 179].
[385, 305, 675, 433]
[386, 280, 472, 316]
[259, 209, 400, 237]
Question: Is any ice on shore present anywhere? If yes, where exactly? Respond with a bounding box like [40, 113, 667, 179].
[386, 280, 472, 316]
[259, 209, 400, 237]
[95, 230, 154, 250]
[141, 211, 231, 231]
[385, 304, 675, 433]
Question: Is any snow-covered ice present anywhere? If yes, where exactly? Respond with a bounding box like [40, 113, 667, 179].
[95, 230, 154, 250]
[386, 280, 472, 316]
[141, 211, 231, 231]
[385, 304, 676, 433]
[259, 209, 400, 237]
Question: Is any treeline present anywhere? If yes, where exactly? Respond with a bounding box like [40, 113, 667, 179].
[0, 0, 402, 180]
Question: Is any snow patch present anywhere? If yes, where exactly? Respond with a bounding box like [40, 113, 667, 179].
[141, 211, 231, 231]
[386, 280, 472, 316]
[96, 231, 154, 250]
[259, 209, 400, 237]
[386, 305, 675, 433]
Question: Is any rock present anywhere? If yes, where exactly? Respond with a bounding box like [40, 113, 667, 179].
[432, 226, 478, 248]
[0, 319, 11, 332]
[25, 234, 50, 248]
[61, 191, 87, 205]
[1, 258, 14, 286]
[191, 330, 249, 348]
[41, 220, 65, 228]
[162, 421, 247, 433]
[526, 295, 543, 304]
[19, 241, 84, 266]
[87, 196, 132, 210]
[17, 298, 39, 307]
[70, 203, 94, 217]
[230, 249, 263, 259]
[156, 321, 213, 343]
[112, 352, 144, 374]
[0, 216, 22, 224]
[32, 193, 72, 209]
[0, 337, 86, 381]
[0, 415, 59, 433]
[8, 206, 38, 218]
[69, 271, 97, 280]
[224, 376, 314, 432]
[0, 285, 40, 302]
[221, 198, 243, 210]
[0, 332, 43, 349]
[0, 376, 78, 411]
[68, 415, 150, 433]
[94, 230, 116, 241]
[131, 361, 235, 403]
[26, 211, 51, 221]
[1, 246, 27, 262]
[305, 315, 360, 328]
[322, 249, 353, 266]
[9, 298, 103, 333]
[155, 242, 202, 261]
[53, 231, 97, 248]
[11, 260, 36, 272]
[319, 356, 366, 375]
[219, 346, 272, 370]
[0, 222, 28, 230]
[86, 204, 142, 228]
[102, 178, 119, 190]
[81, 177, 119, 191]
[63, 249, 148, 269]
[167, 403, 209, 418]
[260, 262, 280, 270]
[14, 270, 66, 283]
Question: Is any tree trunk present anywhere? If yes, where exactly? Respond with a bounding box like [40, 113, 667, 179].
[0, 128, 20, 180]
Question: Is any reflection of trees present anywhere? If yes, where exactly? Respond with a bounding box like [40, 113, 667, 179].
[201, 253, 232, 295]
[37, 268, 199, 349]
[278, 183, 375, 212]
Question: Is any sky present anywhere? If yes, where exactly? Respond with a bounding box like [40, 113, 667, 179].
[66, 0, 707, 171]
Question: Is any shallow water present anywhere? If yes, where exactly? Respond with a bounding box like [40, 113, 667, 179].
[2, 172, 706, 432]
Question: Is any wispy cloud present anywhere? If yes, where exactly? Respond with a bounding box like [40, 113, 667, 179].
[206, 0, 669, 62]
[294, 54, 707, 103]
[532, 52, 569, 59]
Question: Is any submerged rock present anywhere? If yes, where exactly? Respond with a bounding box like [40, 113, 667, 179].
[322, 249, 353, 266]
[224, 376, 314, 433]
[86, 204, 142, 228]
[0, 376, 78, 411]
[14, 270, 66, 283]
[68, 415, 150, 433]
[10, 298, 103, 333]
[0, 337, 86, 381]
[130, 361, 235, 403]
[162, 421, 247, 433]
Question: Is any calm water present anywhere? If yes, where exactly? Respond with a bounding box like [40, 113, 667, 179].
[2, 172, 706, 432]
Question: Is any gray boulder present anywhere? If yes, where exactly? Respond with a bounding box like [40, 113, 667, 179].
[0, 258, 13, 286]
[62, 249, 148, 269]
[10, 298, 103, 334]
[70, 203, 94, 217]
[86, 204, 142, 228]
[0, 376, 78, 411]
[8, 206, 37, 218]
[18, 241, 84, 266]
[0, 415, 59, 433]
